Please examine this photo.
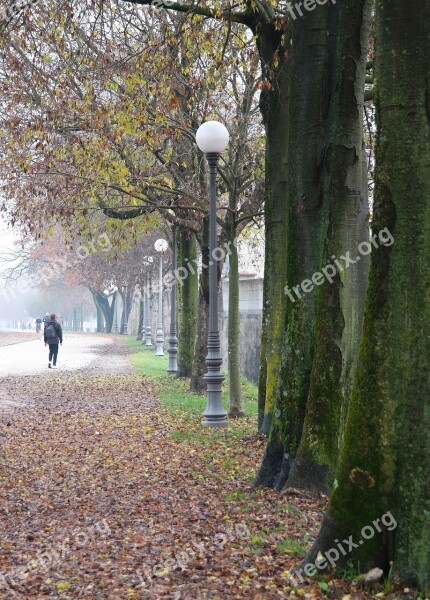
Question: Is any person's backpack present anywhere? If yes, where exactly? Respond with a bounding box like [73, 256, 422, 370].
[45, 323, 57, 341]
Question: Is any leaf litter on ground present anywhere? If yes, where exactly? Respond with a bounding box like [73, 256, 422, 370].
[0, 337, 422, 599]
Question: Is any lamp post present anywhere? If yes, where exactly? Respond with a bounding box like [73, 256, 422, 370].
[145, 272, 152, 346]
[123, 285, 128, 335]
[167, 225, 178, 373]
[196, 120, 229, 428]
[154, 238, 168, 355]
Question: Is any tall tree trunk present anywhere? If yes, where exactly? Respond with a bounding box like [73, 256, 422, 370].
[227, 222, 244, 418]
[256, 0, 371, 493]
[306, 0, 430, 586]
[191, 218, 212, 393]
[255, 22, 290, 439]
[256, 9, 327, 487]
[119, 286, 133, 334]
[94, 300, 103, 333]
[137, 292, 144, 341]
[287, 0, 371, 493]
[177, 229, 198, 377]
[92, 290, 116, 333]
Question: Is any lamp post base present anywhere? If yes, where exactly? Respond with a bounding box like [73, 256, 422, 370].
[202, 332, 228, 428]
[155, 325, 164, 355]
[167, 357, 178, 372]
[202, 414, 228, 427]
[167, 332, 178, 373]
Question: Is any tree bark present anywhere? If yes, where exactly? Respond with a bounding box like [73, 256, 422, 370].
[286, 0, 371, 493]
[92, 290, 116, 334]
[306, 0, 430, 586]
[119, 286, 132, 334]
[255, 21, 290, 440]
[227, 233, 244, 418]
[256, 8, 328, 487]
[137, 292, 144, 340]
[256, 0, 371, 493]
[190, 217, 210, 393]
[177, 229, 198, 377]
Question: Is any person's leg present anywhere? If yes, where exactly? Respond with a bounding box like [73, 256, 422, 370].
[52, 344, 59, 366]
[49, 344, 58, 366]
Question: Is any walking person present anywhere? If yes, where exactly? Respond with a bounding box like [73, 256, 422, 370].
[44, 313, 63, 369]
[35, 317, 42, 334]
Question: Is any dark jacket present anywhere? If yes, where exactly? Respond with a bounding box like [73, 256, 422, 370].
[44, 320, 63, 345]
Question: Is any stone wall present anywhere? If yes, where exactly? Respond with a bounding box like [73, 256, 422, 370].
[127, 276, 263, 383]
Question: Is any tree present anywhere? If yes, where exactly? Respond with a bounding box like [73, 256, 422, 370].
[176, 227, 198, 377]
[305, 0, 430, 586]
[0, 1, 264, 411]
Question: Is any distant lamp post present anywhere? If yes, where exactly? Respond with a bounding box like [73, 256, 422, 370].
[154, 238, 168, 355]
[196, 120, 229, 428]
[167, 225, 178, 373]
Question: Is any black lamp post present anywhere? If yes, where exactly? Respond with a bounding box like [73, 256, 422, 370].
[154, 238, 168, 355]
[167, 225, 178, 373]
[196, 121, 229, 428]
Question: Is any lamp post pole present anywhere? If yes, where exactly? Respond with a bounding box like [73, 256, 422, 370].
[154, 239, 168, 355]
[196, 121, 229, 428]
[167, 225, 178, 373]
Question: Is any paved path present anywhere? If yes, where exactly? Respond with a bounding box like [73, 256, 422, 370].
[0, 333, 132, 377]
[0, 334, 133, 411]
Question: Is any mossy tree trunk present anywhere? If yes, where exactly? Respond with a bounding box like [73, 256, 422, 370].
[137, 293, 144, 341]
[227, 230, 244, 418]
[306, 0, 430, 586]
[255, 22, 290, 439]
[286, 0, 371, 493]
[190, 217, 210, 393]
[256, 0, 371, 493]
[256, 8, 330, 488]
[177, 228, 198, 378]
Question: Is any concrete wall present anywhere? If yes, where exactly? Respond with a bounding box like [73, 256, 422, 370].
[127, 277, 263, 383]
[220, 277, 263, 383]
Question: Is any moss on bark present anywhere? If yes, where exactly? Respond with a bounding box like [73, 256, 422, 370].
[307, 0, 430, 586]
[177, 229, 198, 378]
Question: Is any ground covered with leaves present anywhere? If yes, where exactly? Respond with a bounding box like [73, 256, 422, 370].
[0, 331, 39, 347]
[0, 337, 423, 599]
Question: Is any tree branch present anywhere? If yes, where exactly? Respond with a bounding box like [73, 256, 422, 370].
[121, 0, 257, 27]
